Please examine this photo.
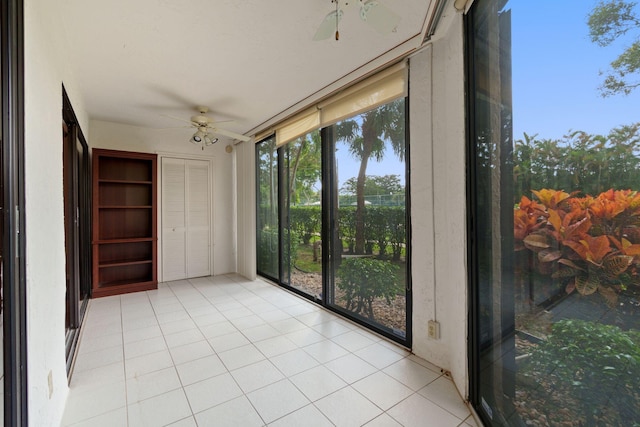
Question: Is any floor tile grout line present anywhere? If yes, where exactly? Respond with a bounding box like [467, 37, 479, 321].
[152, 281, 208, 422]
[414, 374, 472, 423]
[163, 277, 284, 424]
[118, 295, 131, 427]
[66, 275, 473, 426]
[183, 278, 346, 421]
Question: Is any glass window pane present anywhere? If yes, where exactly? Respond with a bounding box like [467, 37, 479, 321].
[256, 137, 279, 279]
[470, 1, 640, 425]
[282, 130, 323, 298]
[330, 98, 408, 339]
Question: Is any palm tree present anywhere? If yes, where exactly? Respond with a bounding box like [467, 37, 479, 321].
[337, 99, 406, 254]
[513, 132, 536, 201]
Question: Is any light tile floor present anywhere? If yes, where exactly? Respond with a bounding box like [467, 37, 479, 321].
[62, 274, 479, 427]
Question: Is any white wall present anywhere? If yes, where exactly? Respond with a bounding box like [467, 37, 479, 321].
[89, 120, 237, 276]
[24, 0, 89, 424]
[235, 140, 257, 280]
[410, 6, 468, 396]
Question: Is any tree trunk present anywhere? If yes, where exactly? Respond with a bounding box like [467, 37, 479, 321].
[355, 126, 374, 254]
[289, 139, 306, 203]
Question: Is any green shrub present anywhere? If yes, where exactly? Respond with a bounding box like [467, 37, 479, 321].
[338, 207, 357, 253]
[285, 205, 407, 259]
[385, 207, 406, 260]
[337, 258, 401, 319]
[289, 206, 321, 245]
[521, 319, 640, 425]
[283, 229, 299, 266]
[366, 207, 389, 257]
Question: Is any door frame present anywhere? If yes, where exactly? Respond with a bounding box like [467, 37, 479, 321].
[1, 0, 28, 424]
[62, 86, 91, 374]
[254, 107, 413, 348]
[157, 152, 214, 283]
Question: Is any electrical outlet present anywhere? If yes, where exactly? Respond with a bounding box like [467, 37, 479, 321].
[428, 320, 440, 339]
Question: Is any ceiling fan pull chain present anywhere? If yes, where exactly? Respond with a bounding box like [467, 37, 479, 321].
[335, 0, 340, 40]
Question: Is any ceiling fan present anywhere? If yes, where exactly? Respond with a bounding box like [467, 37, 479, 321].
[313, 0, 401, 41]
[163, 106, 251, 145]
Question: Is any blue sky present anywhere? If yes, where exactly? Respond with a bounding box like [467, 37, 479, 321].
[512, 0, 640, 140]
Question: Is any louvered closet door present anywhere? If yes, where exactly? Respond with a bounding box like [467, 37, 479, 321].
[186, 161, 211, 277]
[161, 158, 211, 281]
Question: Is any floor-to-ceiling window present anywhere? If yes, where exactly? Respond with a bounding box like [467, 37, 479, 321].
[282, 130, 323, 299]
[328, 99, 409, 339]
[469, 0, 640, 425]
[256, 67, 411, 345]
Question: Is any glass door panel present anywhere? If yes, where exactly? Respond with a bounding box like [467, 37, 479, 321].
[469, 1, 640, 425]
[282, 131, 322, 299]
[255, 99, 410, 346]
[329, 99, 409, 340]
[256, 137, 279, 280]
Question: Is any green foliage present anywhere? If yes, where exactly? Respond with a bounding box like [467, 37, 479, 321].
[293, 244, 322, 273]
[337, 207, 357, 253]
[337, 258, 401, 319]
[336, 98, 406, 254]
[386, 208, 407, 261]
[362, 207, 406, 259]
[513, 124, 640, 201]
[340, 174, 403, 197]
[285, 132, 321, 205]
[521, 319, 640, 424]
[289, 206, 321, 245]
[366, 208, 390, 257]
[257, 227, 301, 275]
[587, 0, 640, 96]
[256, 137, 278, 211]
[257, 227, 278, 275]
[284, 205, 407, 260]
[283, 229, 299, 267]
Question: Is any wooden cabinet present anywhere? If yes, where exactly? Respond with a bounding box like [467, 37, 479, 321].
[92, 149, 157, 297]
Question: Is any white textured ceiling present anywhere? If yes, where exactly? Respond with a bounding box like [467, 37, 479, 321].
[58, 0, 434, 140]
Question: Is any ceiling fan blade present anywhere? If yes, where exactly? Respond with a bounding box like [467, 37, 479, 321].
[313, 9, 343, 41]
[210, 127, 251, 142]
[192, 116, 235, 126]
[152, 126, 193, 130]
[161, 114, 196, 126]
[360, 0, 400, 34]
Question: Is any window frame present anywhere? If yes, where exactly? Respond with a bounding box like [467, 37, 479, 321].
[255, 97, 412, 347]
[1, 0, 28, 424]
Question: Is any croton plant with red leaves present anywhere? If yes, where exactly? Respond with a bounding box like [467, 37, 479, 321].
[515, 189, 640, 305]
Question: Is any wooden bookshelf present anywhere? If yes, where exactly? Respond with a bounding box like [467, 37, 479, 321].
[92, 149, 157, 297]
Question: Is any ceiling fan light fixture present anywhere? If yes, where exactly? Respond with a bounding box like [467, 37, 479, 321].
[190, 128, 207, 144]
[165, 106, 250, 146]
[204, 135, 218, 146]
